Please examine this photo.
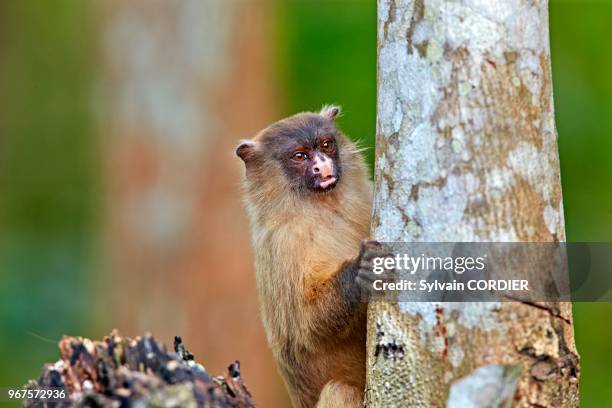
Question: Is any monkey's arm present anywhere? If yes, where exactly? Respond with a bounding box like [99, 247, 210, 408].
[303, 241, 390, 339]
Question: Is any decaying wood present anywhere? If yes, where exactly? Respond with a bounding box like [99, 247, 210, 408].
[24, 331, 255, 407]
[366, 0, 579, 406]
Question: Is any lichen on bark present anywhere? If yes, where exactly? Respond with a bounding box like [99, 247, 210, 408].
[367, 0, 579, 406]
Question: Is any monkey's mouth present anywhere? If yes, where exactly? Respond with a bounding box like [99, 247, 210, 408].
[315, 176, 338, 192]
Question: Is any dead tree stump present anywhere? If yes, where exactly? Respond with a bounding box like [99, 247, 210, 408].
[24, 331, 256, 407]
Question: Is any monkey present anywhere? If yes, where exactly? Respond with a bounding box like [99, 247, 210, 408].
[236, 105, 386, 408]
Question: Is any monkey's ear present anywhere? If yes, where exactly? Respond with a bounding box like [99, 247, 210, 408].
[319, 104, 341, 121]
[236, 139, 258, 163]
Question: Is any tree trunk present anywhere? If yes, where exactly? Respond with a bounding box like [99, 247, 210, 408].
[98, 0, 286, 406]
[366, 1, 579, 406]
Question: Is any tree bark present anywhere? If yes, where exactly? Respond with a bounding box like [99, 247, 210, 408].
[366, 1, 579, 406]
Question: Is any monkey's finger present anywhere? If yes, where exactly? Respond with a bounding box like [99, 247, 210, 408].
[357, 270, 393, 286]
[356, 275, 376, 293]
[359, 259, 374, 271]
[379, 272, 397, 284]
[356, 272, 375, 284]
[356, 271, 378, 286]
[356, 276, 393, 301]
[360, 240, 382, 254]
[362, 250, 394, 262]
[354, 278, 374, 301]
[361, 268, 396, 283]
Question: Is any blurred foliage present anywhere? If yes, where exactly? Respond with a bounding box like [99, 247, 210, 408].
[276, 0, 377, 167]
[550, 1, 612, 406]
[0, 0, 99, 393]
[551, 0, 612, 241]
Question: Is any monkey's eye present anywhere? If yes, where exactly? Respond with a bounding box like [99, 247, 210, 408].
[291, 152, 309, 161]
[322, 140, 335, 153]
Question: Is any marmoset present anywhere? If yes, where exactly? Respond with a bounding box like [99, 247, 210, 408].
[236, 106, 379, 408]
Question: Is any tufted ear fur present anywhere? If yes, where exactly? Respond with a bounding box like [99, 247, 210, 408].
[319, 104, 341, 121]
[236, 139, 258, 163]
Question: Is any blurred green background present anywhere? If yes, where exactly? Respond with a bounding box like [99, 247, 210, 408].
[0, 0, 610, 406]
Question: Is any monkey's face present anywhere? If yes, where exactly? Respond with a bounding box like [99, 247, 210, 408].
[236, 105, 345, 195]
[281, 134, 341, 193]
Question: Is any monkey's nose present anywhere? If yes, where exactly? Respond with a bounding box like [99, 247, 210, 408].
[313, 162, 334, 178]
[314, 166, 332, 177]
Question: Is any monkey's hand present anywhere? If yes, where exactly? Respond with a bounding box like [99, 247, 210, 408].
[354, 240, 396, 301]
[315, 240, 394, 334]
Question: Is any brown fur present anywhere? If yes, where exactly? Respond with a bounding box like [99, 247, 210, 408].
[237, 106, 372, 408]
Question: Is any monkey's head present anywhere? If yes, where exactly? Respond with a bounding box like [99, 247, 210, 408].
[237, 105, 353, 196]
